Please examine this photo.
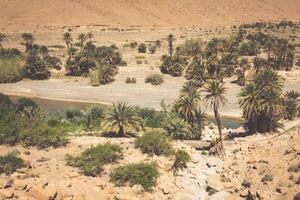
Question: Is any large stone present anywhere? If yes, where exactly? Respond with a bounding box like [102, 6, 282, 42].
[206, 175, 224, 194]
[27, 186, 53, 200]
[0, 189, 14, 199]
[154, 156, 174, 171]
[158, 175, 174, 194]
[208, 191, 229, 200]
[13, 179, 27, 191]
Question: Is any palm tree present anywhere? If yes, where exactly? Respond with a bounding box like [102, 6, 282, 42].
[63, 32, 73, 53]
[203, 79, 227, 148]
[87, 32, 93, 43]
[78, 33, 87, 52]
[21, 33, 34, 51]
[39, 45, 49, 61]
[105, 102, 141, 137]
[0, 33, 6, 52]
[167, 34, 175, 56]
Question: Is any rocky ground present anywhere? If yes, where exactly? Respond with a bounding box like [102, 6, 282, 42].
[0, 120, 299, 200]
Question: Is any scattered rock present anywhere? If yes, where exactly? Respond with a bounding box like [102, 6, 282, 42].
[206, 175, 224, 195]
[13, 179, 27, 191]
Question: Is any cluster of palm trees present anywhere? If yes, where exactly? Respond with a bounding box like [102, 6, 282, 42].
[63, 32, 125, 85]
[239, 68, 284, 133]
[20, 33, 61, 80]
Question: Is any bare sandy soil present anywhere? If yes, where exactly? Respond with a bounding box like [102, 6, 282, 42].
[0, 0, 300, 32]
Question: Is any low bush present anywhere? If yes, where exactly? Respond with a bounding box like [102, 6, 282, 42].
[110, 163, 159, 190]
[172, 150, 191, 171]
[145, 74, 164, 86]
[66, 143, 123, 176]
[0, 153, 24, 175]
[138, 43, 147, 53]
[149, 45, 156, 54]
[288, 163, 300, 173]
[130, 42, 138, 49]
[125, 77, 136, 84]
[134, 131, 173, 156]
[16, 97, 38, 112]
[261, 174, 273, 182]
[0, 56, 25, 83]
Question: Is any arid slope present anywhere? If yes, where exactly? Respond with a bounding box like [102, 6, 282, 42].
[0, 0, 300, 31]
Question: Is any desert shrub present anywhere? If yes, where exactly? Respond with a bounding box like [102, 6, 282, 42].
[0, 48, 21, 58]
[0, 112, 25, 145]
[97, 64, 118, 85]
[0, 93, 13, 112]
[0, 56, 25, 83]
[66, 143, 123, 176]
[89, 70, 100, 86]
[16, 97, 38, 112]
[137, 107, 164, 128]
[284, 91, 300, 120]
[44, 55, 62, 70]
[239, 41, 260, 56]
[159, 55, 187, 77]
[125, 77, 136, 84]
[110, 163, 159, 190]
[173, 150, 190, 171]
[155, 40, 161, 48]
[145, 74, 164, 86]
[136, 60, 143, 65]
[288, 163, 300, 173]
[134, 131, 173, 156]
[149, 45, 156, 54]
[138, 43, 147, 53]
[294, 192, 300, 200]
[65, 108, 84, 121]
[0, 153, 24, 175]
[21, 122, 68, 148]
[261, 174, 273, 182]
[130, 42, 138, 48]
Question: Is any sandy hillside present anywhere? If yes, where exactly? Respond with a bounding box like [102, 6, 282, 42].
[0, 0, 300, 32]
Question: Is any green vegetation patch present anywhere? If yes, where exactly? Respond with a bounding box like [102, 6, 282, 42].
[0, 56, 25, 83]
[0, 153, 24, 175]
[134, 131, 173, 156]
[66, 143, 123, 176]
[110, 163, 159, 190]
[145, 74, 164, 86]
[173, 150, 191, 171]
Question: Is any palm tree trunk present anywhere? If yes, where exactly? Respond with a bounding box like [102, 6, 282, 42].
[118, 125, 125, 137]
[214, 104, 223, 148]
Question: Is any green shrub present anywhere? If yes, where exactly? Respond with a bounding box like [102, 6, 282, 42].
[0, 56, 25, 83]
[145, 74, 164, 86]
[0, 112, 24, 145]
[110, 163, 159, 190]
[138, 43, 147, 53]
[0, 153, 24, 175]
[66, 143, 123, 176]
[173, 150, 191, 171]
[0, 93, 13, 112]
[134, 131, 173, 156]
[16, 97, 38, 112]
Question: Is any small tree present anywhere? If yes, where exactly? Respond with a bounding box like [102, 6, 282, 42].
[167, 34, 175, 56]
